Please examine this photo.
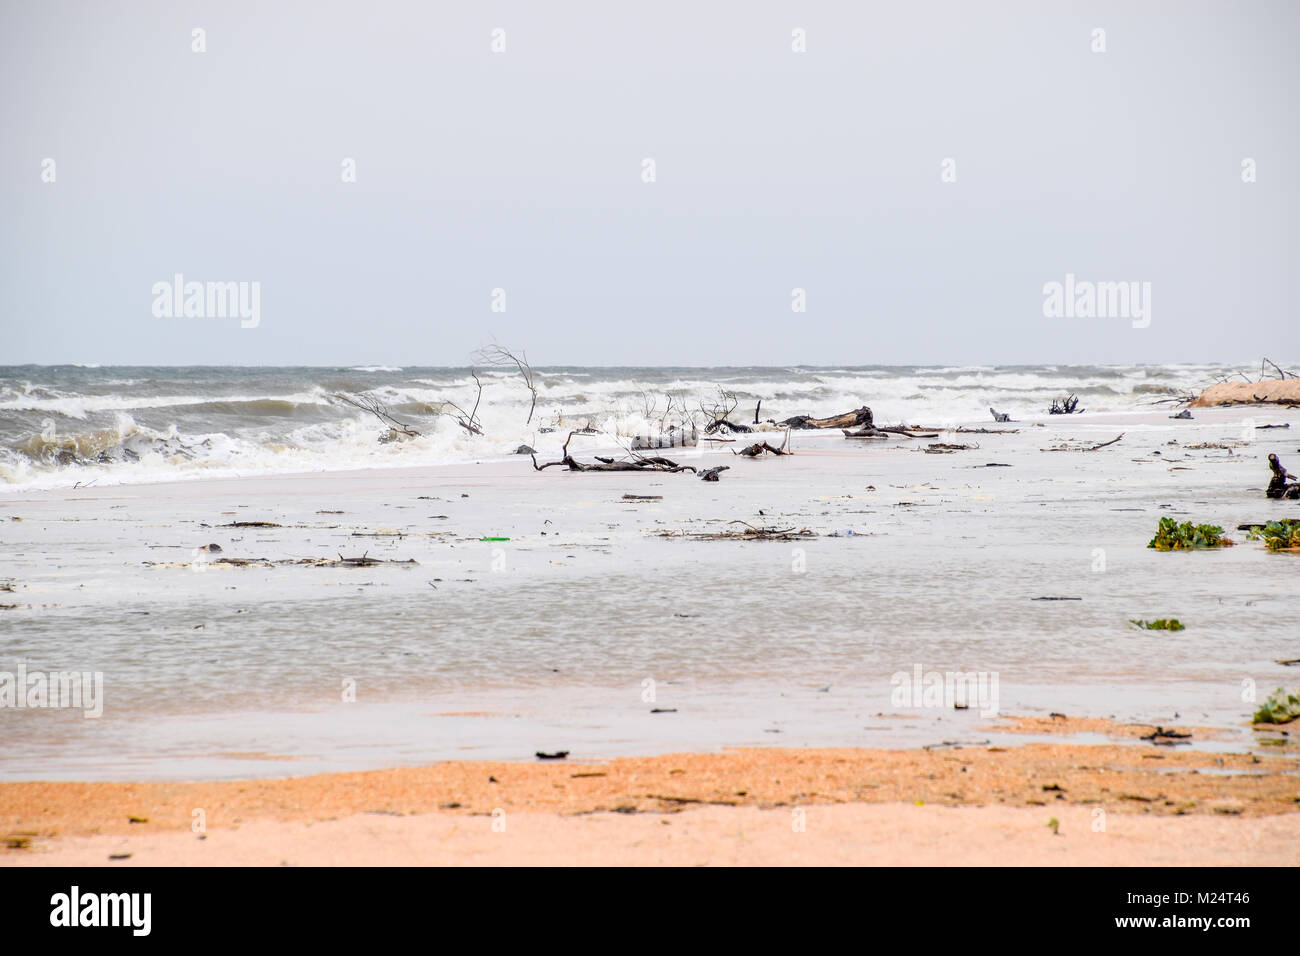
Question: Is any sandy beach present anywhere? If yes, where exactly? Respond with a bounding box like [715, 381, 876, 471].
[5, 733, 1298, 865]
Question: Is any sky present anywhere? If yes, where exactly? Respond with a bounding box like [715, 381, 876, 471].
[2, 0, 1297, 368]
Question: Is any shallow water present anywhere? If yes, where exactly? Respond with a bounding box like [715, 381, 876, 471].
[1, 400, 1297, 780]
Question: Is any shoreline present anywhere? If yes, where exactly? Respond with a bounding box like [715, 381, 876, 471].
[2, 402, 1287, 500]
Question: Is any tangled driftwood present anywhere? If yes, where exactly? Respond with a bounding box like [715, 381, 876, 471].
[532, 431, 697, 473]
[700, 388, 753, 434]
[924, 442, 978, 454]
[654, 521, 817, 541]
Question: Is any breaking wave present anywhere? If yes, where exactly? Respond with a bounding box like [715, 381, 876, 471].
[0, 363, 1273, 492]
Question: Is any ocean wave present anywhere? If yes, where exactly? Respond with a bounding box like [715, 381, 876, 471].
[0, 390, 334, 419]
[0, 363, 1283, 493]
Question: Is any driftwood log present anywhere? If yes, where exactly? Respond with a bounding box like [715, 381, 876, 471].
[704, 418, 751, 434]
[736, 441, 788, 457]
[1267, 454, 1300, 499]
[735, 430, 791, 457]
[779, 406, 872, 430]
[843, 424, 939, 439]
[924, 442, 978, 454]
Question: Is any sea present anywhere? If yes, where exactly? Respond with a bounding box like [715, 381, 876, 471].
[0, 363, 1249, 492]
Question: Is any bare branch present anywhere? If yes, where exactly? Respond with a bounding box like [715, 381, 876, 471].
[701, 386, 750, 434]
[1263, 357, 1294, 380]
[336, 392, 420, 441]
[474, 342, 538, 424]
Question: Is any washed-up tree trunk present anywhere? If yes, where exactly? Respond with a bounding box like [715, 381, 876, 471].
[779, 406, 873, 429]
[1268, 454, 1300, 499]
[631, 424, 699, 449]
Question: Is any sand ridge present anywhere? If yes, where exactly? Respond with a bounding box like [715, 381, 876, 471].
[4, 742, 1298, 851]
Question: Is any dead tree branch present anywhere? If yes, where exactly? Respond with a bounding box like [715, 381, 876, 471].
[475, 343, 538, 424]
[337, 393, 421, 441]
[433, 374, 484, 435]
[1262, 357, 1294, 380]
[701, 387, 751, 434]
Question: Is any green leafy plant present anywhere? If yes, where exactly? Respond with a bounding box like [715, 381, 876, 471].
[1147, 517, 1228, 551]
[1130, 618, 1185, 631]
[1253, 688, 1300, 725]
[1245, 519, 1300, 552]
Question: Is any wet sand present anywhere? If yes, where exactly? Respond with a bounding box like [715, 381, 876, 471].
[4, 738, 1298, 865]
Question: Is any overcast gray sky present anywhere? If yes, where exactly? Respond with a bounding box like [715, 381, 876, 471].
[2, 0, 1297, 367]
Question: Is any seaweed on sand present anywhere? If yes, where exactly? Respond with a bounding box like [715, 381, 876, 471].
[1253, 688, 1300, 725]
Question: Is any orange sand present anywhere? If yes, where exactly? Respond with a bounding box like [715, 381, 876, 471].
[3, 740, 1299, 865]
[12, 803, 1300, 867]
[1189, 379, 1300, 407]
